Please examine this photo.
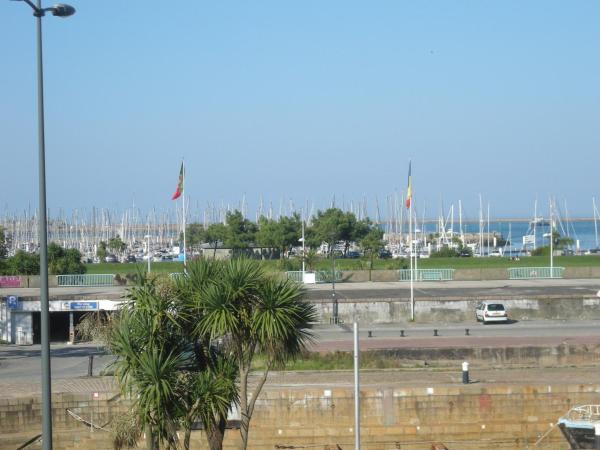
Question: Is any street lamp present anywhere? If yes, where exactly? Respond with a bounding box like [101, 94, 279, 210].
[330, 237, 338, 324]
[11, 1, 76, 449]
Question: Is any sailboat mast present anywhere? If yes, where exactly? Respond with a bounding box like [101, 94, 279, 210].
[594, 197, 599, 250]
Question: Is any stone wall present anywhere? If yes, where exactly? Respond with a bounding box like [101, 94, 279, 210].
[2, 383, 595, 449]
[312, 295, 600, 324]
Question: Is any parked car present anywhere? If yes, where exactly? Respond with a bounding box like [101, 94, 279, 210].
[104, 254, 117, 263]
[345, 251, 361, 258]
[125, 255, 137, 263]
[378, 249, 392, 259]
[475, 302, 508, 324]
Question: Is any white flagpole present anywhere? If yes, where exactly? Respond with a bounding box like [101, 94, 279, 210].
[182, 160, 187, 271]
[410, 200, 414, 321]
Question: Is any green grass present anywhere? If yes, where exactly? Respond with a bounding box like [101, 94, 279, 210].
[252, 351, 429, 371]
[82, 255, 600, 275]
[85, 262, 184, 274]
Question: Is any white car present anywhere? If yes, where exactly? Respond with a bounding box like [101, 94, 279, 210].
[475, 302, 508, 324]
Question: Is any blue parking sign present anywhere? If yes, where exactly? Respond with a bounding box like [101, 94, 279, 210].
[7, 296, 18, 309]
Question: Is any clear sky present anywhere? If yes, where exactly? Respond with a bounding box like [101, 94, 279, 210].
[1, 1, 599, 220]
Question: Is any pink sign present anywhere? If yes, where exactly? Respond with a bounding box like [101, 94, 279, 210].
[0, 276, 21, 288]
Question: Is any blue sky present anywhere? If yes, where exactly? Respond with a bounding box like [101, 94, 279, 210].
[1, 1, 599, 219]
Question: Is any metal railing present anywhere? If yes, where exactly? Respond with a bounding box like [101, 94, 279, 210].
[398, 268, 455, 282]
[57, 274, 115, 287]
[286, 270, 342, 283]
[507, 267, 564, 279]
[561, 405, 600, 422]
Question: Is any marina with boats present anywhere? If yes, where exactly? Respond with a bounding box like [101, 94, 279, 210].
[1, 197, 600, 263]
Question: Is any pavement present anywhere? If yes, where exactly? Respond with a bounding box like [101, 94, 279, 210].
[2, 320, 600, 386]
[305, 278, 600, 300]
[1, 366, 600, 399]
[309, 320, 600, 351]
[2, 278, 600, 301]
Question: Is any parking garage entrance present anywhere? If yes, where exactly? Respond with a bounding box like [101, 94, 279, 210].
[31, 311, 90, 344]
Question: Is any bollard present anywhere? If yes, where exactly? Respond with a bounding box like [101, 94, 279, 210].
[465, 328, 470, 336]
[462, 361, 469, 384]
[368, 330, 373, 338]
[433, 329, 439, 336]
[595, 423, 600, 450]
[400, 330, 405, 337]
[88, 355, 94, 377]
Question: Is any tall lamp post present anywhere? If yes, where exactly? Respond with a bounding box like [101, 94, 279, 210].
[12, 2, 76, 449]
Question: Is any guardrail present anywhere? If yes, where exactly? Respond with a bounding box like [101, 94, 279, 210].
[398, 268, 455, 282]
[507, 267, 564, 279]
[57, 274, 115, 287]
[286, 270, 342, 283]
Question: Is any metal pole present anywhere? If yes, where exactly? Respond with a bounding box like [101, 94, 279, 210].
[550, 199, 553, 276]
[353, 322, 361, 450]
[301, 220, 305, 274]
[35, 2, 53, 447]
[147, 223, 151, 273]
[182, 160, 186, 271]
[409, 201, 414, 321]
[331, 236, 337, 324]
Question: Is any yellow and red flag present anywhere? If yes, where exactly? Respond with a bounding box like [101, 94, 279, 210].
[405, 161, 412, 209]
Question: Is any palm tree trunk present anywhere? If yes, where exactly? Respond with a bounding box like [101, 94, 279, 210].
[183, 427, 192, 450]
[239, 364, 271, 450]
[238, 366, 250, 450]
[213, 241, 218, 259]
[146, 426, 157, 450]
[207, 422, 225, 450]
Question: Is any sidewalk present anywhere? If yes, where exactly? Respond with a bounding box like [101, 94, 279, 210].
[2, 365, 600, 399]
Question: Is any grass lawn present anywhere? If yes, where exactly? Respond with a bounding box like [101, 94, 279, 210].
[251, 351, 430, 371]
[85, 262, 184, 274]
[82, 255, 600, 275]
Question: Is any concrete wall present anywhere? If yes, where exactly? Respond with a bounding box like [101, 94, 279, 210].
[11, 311, 33, 345]
[1, 383, 595, 449]
[564, 266, 600, 278]
[313, 295, 600, 324]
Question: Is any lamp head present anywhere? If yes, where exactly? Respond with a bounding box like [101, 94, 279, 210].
[49, 3, 75, 17]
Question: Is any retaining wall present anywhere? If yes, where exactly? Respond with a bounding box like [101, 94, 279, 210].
[313, 295, 600, 324]
[2, 382, 596, 449]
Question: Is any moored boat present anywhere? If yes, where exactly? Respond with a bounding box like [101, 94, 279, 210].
[558, 405, 600, 449]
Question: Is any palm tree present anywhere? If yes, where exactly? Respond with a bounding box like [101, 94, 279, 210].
[110, 264, 241, 450]
[196, 258, 317, 450]
[173, 259, 240, 450]
[111, 276, 186, 449]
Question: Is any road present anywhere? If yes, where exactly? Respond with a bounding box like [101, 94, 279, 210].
[0, 343, 113, 382]
[305, 278, 600, 300]
[2, 319, 600, 382]
[2, 278, 599, 300]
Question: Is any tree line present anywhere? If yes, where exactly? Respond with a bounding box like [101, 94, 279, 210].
[0, 226, 85, 275]
[187, 208, 385, 259]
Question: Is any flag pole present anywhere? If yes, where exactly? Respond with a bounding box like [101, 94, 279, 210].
[410, 199, 414, 321]
[182, 159, 187, 271]
[407, 161, 414, 321]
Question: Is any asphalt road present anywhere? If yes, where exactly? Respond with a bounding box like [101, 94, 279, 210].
[2, 278, 600, 300]
[0, 343, 113, 382]
[2, 319, 600, 382]
[305, 279, 600, 300]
